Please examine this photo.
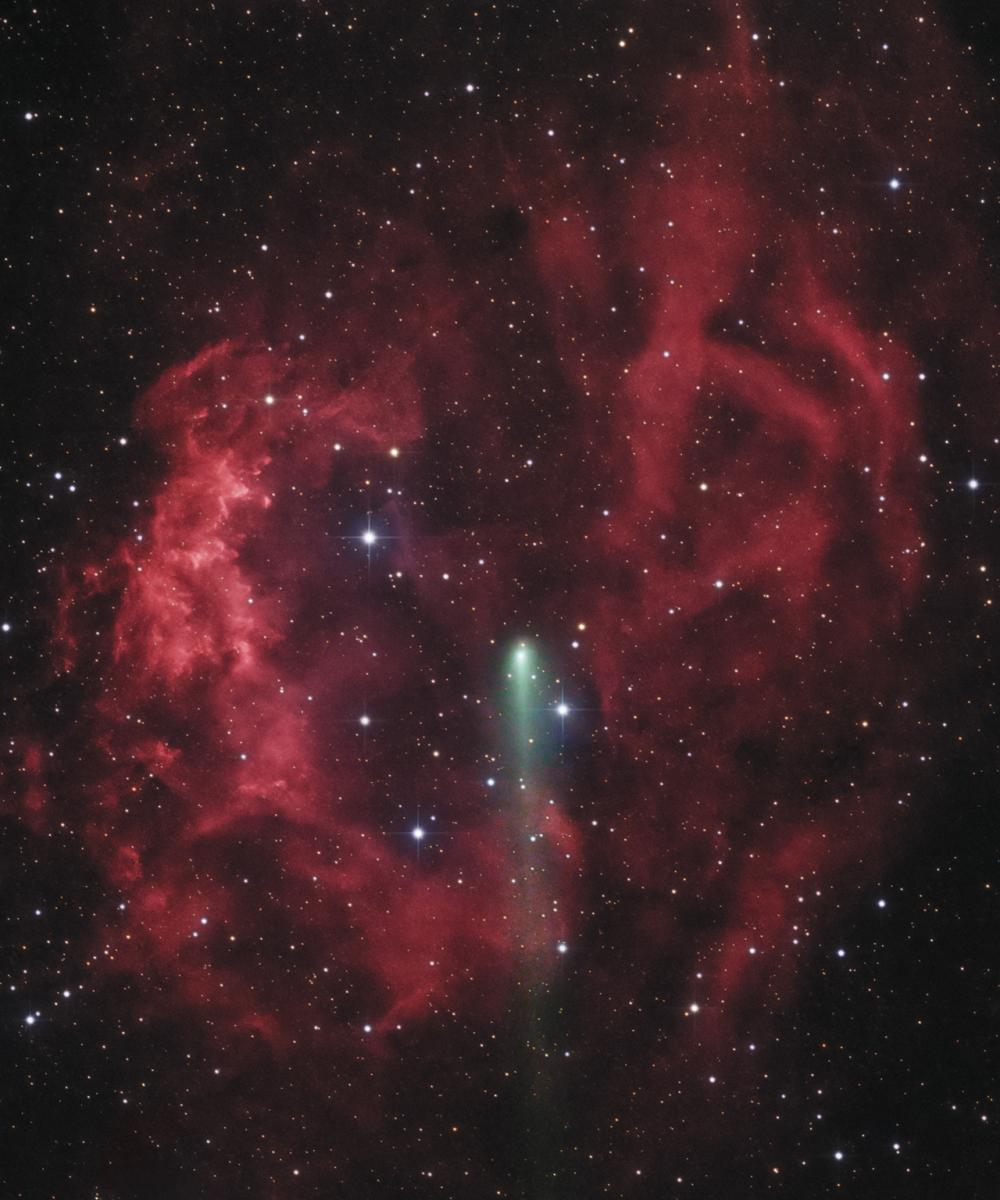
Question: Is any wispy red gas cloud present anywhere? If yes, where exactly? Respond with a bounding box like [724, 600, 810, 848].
[10, 2, 989, 1182]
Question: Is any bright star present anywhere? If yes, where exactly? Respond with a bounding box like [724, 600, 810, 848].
[968, 478, 980, 490]
[556, 702, 570, 717]
[362, 529, 377, 545]
[412, 826, 425, 841]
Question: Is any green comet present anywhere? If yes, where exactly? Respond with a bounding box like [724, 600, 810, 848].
[500, 639, 570, 1197]
[507, 640, 541, 779]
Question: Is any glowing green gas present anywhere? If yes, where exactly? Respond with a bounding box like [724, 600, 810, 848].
[507, 640, 541, 780]
[503, 640, 558, 945]
[499, 638, 567, 1197]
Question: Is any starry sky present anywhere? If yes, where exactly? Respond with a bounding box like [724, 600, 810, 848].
[2, 2, 999, 1197]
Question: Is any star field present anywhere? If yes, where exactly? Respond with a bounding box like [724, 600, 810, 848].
[2, 2, 1000, 1197]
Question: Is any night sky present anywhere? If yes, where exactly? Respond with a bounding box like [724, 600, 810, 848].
[3, 2, 1000, 1197]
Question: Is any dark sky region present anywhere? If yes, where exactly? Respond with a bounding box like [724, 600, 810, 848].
[2, 2, 999, 1197]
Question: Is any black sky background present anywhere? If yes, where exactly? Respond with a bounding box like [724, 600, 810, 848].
[2, 3, 999, 1198]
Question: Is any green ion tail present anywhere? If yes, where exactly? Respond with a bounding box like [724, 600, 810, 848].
[501, 640, 571, 1197]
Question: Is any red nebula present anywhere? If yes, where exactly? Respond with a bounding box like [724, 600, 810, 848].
[9, 1, 991, 1189]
